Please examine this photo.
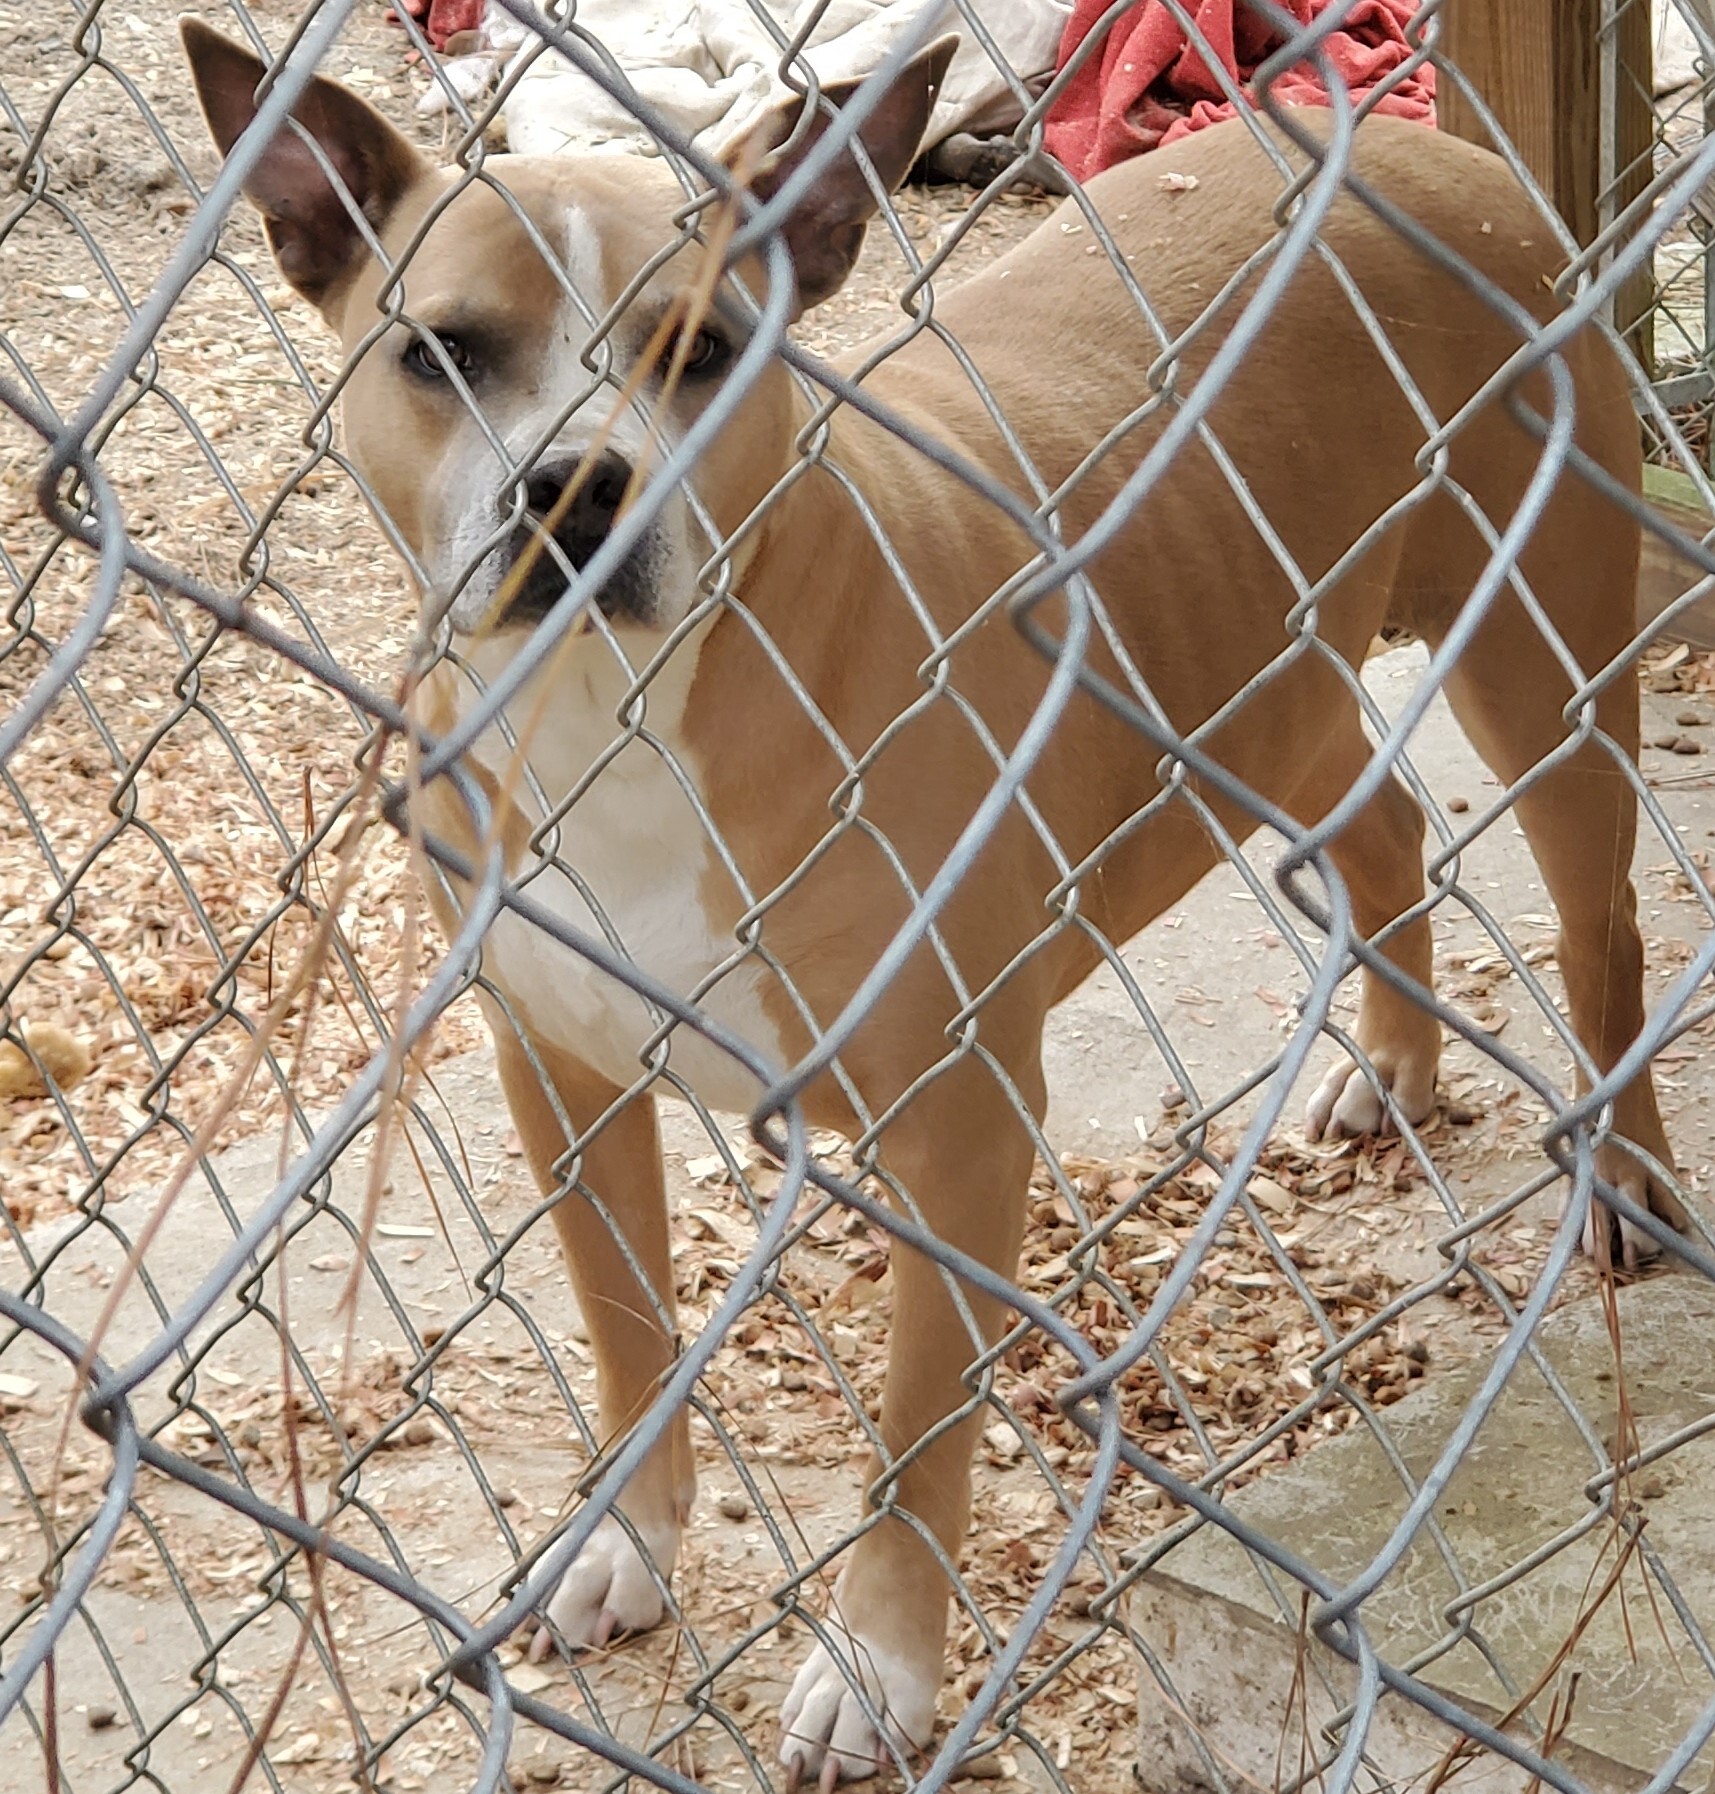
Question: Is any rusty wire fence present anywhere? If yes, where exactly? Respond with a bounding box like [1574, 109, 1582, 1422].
[8, 1, 1715, 1792]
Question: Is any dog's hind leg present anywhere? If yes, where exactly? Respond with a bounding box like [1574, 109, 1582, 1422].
[486, 1006, 694, 1650]
[1288, 715, 1444, 1143]
[779, 1050, 1037, 1788]
[1431, 581, 1684, 1265]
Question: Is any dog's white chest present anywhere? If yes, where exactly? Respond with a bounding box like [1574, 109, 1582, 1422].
[454, 631, 783, 1112]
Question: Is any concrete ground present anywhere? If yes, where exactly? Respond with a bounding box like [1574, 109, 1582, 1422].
[4, 642, 1715, 1794]
[1045, 643, 1715, 1249]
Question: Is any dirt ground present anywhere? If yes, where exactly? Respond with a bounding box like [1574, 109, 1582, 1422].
[3, 7, 1714, 1794]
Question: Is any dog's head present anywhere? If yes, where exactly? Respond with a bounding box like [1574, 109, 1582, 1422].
[181, 19, 952, 638]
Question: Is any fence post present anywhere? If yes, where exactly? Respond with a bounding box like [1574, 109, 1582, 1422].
[1437, 0, 1654, 367]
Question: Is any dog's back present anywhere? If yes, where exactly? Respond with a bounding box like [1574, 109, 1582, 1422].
[839, 111, 1636, 671]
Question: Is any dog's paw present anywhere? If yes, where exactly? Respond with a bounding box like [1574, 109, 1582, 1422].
[533, 1514, 677, 1656]
[1304, 1053, 1436, 1143]
[779, 1626, 937, 1789]
[1583, 1142, 1691, 1272]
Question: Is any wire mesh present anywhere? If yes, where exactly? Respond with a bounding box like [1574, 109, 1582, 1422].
[5, 2, 1715, 1793]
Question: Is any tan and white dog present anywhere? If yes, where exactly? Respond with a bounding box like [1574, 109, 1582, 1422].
[185, 21, 1683, 1784]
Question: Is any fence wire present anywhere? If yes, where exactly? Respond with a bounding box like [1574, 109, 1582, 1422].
[6, 2, 1715, 1792]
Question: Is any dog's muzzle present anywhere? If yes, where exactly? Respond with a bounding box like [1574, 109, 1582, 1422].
[499, 447, 655, 626]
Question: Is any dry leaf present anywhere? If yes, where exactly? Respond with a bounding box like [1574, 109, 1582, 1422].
[272, 1732, 322, 1765]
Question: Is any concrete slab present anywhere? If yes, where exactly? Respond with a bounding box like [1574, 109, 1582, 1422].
[1042, 642, 1715, 1175]
[1132, 1278, 1715, 1794]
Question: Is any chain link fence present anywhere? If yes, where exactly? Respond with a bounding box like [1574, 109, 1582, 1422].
[1639, 0, 1715, 449]
[7, 2, 1715, 1792]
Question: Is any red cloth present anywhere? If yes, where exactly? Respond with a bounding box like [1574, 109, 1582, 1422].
[385, 0, 483, 54]
[1044, 0, 1435, 181]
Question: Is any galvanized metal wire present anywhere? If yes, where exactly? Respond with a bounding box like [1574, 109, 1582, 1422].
[6, 1, 1715, 1792]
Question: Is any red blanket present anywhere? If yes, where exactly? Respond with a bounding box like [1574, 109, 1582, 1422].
[386, 0, 484, 54]
[1044, 0, 1435, 181]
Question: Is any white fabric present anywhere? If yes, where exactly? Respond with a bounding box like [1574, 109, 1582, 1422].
[475, 1, 1069, 158]
[1657, 0, 1715, 96]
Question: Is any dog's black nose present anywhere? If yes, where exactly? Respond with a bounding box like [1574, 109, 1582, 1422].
[521, 449, 630, 570]
[502, 447, 652, 625]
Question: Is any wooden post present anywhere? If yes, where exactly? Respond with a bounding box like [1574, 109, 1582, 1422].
[1438, 0, 1654, 368]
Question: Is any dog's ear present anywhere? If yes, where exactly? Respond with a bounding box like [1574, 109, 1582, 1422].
[179, 17, 430, 316]
[729, 35, 957, 312]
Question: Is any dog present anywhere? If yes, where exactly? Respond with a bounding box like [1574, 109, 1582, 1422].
[184, 21, 1682, 1784]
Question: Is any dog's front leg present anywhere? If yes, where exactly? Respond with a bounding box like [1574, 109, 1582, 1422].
[486, 1005, 693, 1651]
[781, 1058, 1035, 1787]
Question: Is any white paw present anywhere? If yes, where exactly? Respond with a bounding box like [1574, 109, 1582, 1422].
[1581, 1201, 1659, 1274]
[1305, 1056, 1435, 1142]
[779, 1624, 937, 1788]
[1581, 1147, 1688, 1272]
[534, 1514, 677, 1655]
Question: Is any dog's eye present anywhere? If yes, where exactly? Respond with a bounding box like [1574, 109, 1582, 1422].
[677, 327, 730, 379]
[403, 332, 474, 381]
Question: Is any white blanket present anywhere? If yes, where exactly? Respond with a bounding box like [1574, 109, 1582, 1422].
[462, 1, 1069, 160]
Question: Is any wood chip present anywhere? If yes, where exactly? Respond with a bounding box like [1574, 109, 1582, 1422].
[272, 1732, 322, 1765]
